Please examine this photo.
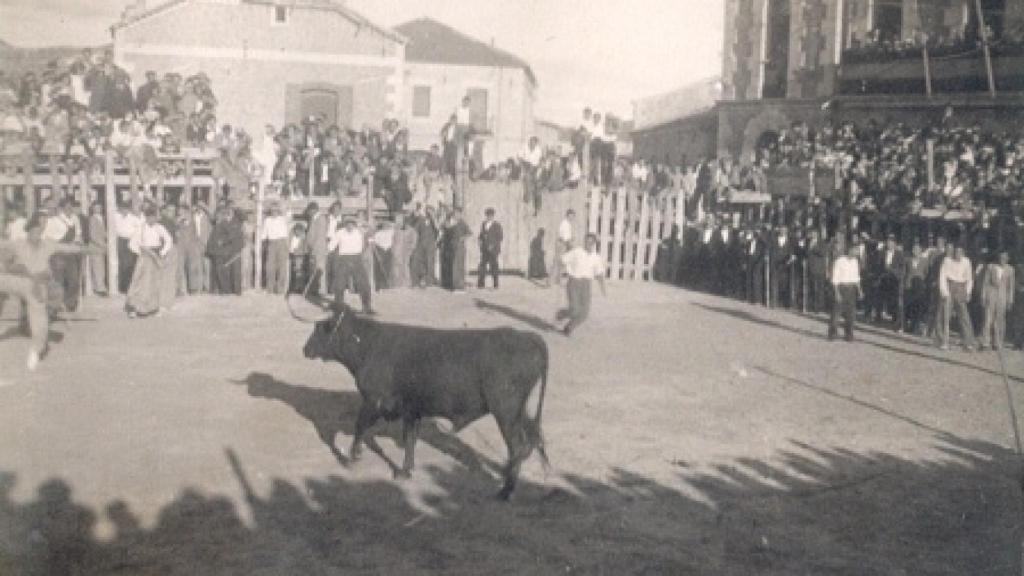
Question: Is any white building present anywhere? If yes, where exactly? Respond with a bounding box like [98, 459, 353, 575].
[395, 18, 537, 169]
[112, 0, 406, 140]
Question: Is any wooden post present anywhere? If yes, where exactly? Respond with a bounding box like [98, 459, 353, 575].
[0, 170, 6, 239]
[926, 139, 935, 190]
[974, 0, 997, 97]
[366, 170, 376, 294]
[81, 170, 93, 295]
[254, 181, 264, 292]
[49, 153, 60, 204]
[622, 190, 637, 280]
[599, 182, 614, 264]
[587, 184, 601, 239]
[610, 186, 626, 280]
[23, 152, 35, 215]
[581, 139, 591, 198]
[104, 153, 118, 296]
[454, 141, 464, 211]
[128, 155, 139, 205]
[636, 190, 651, 281]
[922, 43, 933, 99]
[650, 193, 663, 281]
[184, 151, 194, 207]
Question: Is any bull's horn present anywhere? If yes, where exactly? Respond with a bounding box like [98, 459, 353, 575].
[286, 293, 333, 323]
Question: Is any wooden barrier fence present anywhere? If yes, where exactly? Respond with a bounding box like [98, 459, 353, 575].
[586, 185, 685, 281]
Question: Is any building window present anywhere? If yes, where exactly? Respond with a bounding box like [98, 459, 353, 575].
[412, 86, 431, 117]
[273, 5, 289, 25]
[466, 88, 489, 131]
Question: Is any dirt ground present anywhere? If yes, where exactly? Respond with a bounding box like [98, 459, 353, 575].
[0, 278, 1021, 575]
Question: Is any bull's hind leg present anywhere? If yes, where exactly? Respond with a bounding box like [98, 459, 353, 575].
[349, 403, 381, 463]
[494, 412, 533, 501]
[396, 416, 419, 480]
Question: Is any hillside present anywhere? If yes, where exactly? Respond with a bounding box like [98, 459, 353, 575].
[0, 39, 109, 77]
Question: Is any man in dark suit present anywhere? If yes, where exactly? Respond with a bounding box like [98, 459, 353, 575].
[878, 233, 906, 330]
[769, 225, 794, 309]
[806, 228, 829, 313]
[477, 207, 503, 289]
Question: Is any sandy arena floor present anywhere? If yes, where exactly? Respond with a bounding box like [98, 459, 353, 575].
[0, 278, 1021, 575]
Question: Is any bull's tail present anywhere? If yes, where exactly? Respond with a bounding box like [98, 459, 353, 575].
[528, 340, 550, 470]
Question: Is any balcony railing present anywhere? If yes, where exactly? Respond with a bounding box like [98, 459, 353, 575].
[838, 43, 1024, 95]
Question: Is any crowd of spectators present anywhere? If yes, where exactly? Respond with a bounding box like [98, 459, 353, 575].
[752, 117, 1024, 223]
[841, 20, 1024, 65]
[0, 48, 219, 166]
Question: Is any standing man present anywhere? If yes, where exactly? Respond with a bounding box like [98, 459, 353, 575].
[829, 242, 863, 342]
[938, 244, 977, 352]
[879, 234, 906, 331]
[42, 199, 84, 313]
[558, 233, 607, 336]
[114, 202, 142, 295]
[207, 207, 244, 295]
[328, 216, 374, 314]
[411, 206, 439, 288]
[902, 240, 930, 335]
[179, 204, 211, 295]
[769, 225, 793, 309]
[0, 215, 95, 370]
[304, 202, 328, 295]
[87, 203, 108, 297]
[926, 236, 950, 343]
[262, 202, 290, 294]
[806, 228, 828, 313]
[477, 207, 503, 290]
[980, 250, 1014, 351]
[519, 136, 543, 216]
[389, 212, 417, 289]
[551, 209, 575, 287]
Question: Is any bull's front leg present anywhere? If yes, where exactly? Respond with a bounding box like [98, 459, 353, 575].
[349, 403, 380, 464]
[396, 416, 419, 480]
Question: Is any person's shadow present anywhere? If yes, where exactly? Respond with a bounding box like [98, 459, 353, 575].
[473, 299, 558, 332]
[232, 372, 501, 477]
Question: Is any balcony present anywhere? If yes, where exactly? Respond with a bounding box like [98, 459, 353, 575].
[838, 43, 1024, 95]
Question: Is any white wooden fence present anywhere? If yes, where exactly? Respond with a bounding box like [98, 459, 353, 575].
[586, 185, 685, 281]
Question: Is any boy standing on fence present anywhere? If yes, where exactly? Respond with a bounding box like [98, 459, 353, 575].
[558, 233, 606, 336]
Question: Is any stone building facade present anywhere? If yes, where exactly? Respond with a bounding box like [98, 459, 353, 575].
[113, 0, 405, 140]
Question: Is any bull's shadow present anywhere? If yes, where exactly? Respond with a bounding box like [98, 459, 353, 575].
[233, 372, 502, 478]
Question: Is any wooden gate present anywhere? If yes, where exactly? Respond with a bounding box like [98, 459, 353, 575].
[586, 185, 685, 281]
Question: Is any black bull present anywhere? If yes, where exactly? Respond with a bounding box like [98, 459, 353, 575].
[301, 305, 549, 500]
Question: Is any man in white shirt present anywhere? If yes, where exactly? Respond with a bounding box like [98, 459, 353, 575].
[519, 137, 543, 216]
[0, 215, 95, 370]
[558, 233, 606, 336]
[455, 95, 473, 155]
[262, 203, 290, 294]
[114, 203, 142, 294]
[938, 245, 977, 351]
[829, 243, 863, 342]
[551, 209, 576, 287]
[42, 199, 84, 312]
[6, 209, 28, 241]
[328, 216, 373, 314]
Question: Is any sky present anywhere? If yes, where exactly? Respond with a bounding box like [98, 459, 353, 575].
[0, 0, 725, 124]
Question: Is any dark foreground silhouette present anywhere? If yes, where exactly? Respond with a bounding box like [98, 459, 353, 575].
[0, 428, 1018, 575]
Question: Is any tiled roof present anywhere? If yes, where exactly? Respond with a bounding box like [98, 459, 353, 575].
[113, 0, 405, 44]
[395, 18, 536, 85]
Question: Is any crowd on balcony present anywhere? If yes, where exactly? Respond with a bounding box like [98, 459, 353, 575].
[751, 118, 1024, 221]
[0, 48, 219, 164]
[841, 20, 1024, 65]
